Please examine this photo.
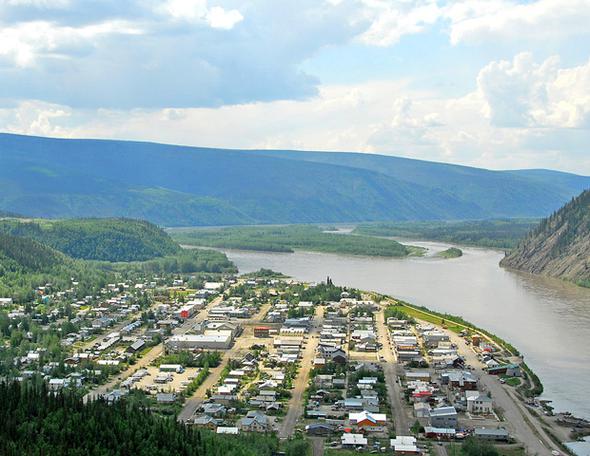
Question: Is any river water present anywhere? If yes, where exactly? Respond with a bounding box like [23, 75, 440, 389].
[220, 240, 590, 421]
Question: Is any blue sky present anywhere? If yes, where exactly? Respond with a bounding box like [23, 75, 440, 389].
[0, 0, 589, 173]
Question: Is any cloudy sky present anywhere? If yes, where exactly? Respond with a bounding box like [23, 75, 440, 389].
[1, 0, 590, 173]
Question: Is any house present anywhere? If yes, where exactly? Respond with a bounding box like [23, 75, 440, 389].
[466, 393, 493, 414]
[341, 433, 368, 447]
[406, 371, 431, 382]
[319, 346, 347, 364]
[414, 402, 431, 418]
[488, 363, 521, 377]
[239, 410, 271, 432]
[202, 403, 227, 417]
[254, 326, 271, 338]
[48, 378, 65, 391]
[126, 339, 145, 354]
[390, 436, 420, 455]
[160, 364, 184, 373]
[342, 398, 364, 410]
[440, 371, 477, 390]
[156, 393, 177, 403]
[429, 406, 458, 429]
[474, 428, 509, 442]
[193, 415, 218, 429]
[216, 427, 239, 435]
[424, 427, 456, 440]
[349, 410, 387, 428]
[305, 423, 335, 436]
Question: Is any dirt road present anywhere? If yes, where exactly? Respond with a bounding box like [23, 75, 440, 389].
[376, 306, 411, 434]
[278, 306, 324, 439]
[177, 301, 274, 422]
[447, 329, 557, 455]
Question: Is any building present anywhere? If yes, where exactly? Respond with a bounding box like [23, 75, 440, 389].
[305, 423, 335, 436]
[429, 406, 458, 429]
[0, 298, 13, 306]
[349, 410, 387, 428]
[467, 393, 493, 414]
[166, 333, 232, 350]
[390, 436, 420, 455]
[177, 303, 198, 319]
[440, 371, 478, 390]
[474, 428, 509, 442]
[160, 364, 184, 373]
[216, 427, 239, 435]
[239, 411, 271, 432]
[156, 393, 177, 403]
[341, 433, 368, 447]
[254, 326, 271, 338]
[126, 339, 145, 354]
[488, 364, 521, 377]
[424, 427, 456, 440]
[193, 415, 218, 429]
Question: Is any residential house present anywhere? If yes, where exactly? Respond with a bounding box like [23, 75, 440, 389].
[239, 410, 271, 432]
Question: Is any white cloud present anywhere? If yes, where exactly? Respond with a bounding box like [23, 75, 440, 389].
[0, 19, 142, 67]
[159, 0, 243, 29]
[0, 100, 72, 136]
[446, 0, 590, 45]
[1, 0, 70, 6]
[356, 0, 590, 47]
[359, 0, 442, 46]
[206, 6, 243, 29]
[477, 53, 590, 128]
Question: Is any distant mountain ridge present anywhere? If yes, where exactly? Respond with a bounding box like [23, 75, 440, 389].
[1, 133, 589, 226]
[500, 190, 590, 285]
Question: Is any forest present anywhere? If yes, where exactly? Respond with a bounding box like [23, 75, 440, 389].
[0, 381, 282, 456]
[353, 219, 538, 249]
[170, 225, 420, 257]
[0, 218, 180, 262]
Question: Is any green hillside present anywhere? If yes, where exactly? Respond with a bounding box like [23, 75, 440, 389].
[500, 190, 590, 285]
[1, 133, 589, 226]
[0, 232, 114, 302]
[0, 218, 180, 262]
[0, 233, 66, 273]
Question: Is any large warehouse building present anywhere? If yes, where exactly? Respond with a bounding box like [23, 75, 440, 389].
[166, 332, 233, 350]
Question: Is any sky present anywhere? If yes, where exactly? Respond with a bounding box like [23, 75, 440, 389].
[1, 0, 590, 173]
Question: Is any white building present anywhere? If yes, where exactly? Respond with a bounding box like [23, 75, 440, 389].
[166, 333, 232, 350]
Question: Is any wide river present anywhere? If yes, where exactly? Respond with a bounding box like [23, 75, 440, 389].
[219, 240, 590, 420]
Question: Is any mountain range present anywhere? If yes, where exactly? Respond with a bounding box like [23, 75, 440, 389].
[1, 133, 589, 226]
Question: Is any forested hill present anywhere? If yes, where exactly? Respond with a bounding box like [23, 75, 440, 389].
[0, 233, 66, 273]
[0, 218, 180, 262]
[2, 133, 590, 226]
[500, 189, 590, 286]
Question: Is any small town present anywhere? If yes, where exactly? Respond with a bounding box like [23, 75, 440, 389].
[2, 267, 587, 456]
